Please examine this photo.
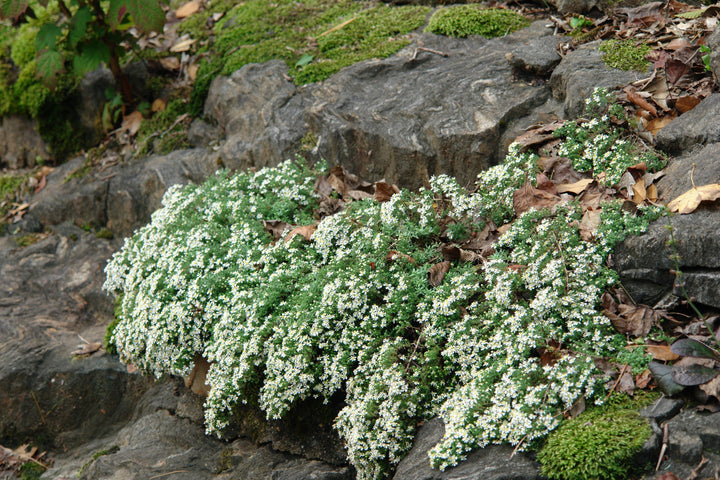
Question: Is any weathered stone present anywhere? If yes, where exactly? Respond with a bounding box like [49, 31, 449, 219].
[0, 225, 154, 450]
[188, 118, 221, 147]
[506, 31, 563, 76]
[706, 26, 720, 85]
[30, 156, 110, 230]
[0, 115, 50, 169]
[656, 94, 720, 155]
[392, 418, 542, 480]
[105, 148, 218, 237]
[205, 60, 308, 172]
[549, 40, 648, 118]
[614, 142, 720, 308]
[668, 430, 703, 465]
[640, 397, 684, 423]
[307, 29, 551, 189]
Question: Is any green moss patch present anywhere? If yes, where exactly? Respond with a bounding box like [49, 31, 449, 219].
[190, 0, 429, 115]
[426, 6, 530, 38]
[538, 392, 658, 480]
[135, 98, 191, 157]
[598, 39, 651, 72]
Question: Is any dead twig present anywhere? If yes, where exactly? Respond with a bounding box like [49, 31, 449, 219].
[656, 423, 669, 472]
[410, 47, 449, 61]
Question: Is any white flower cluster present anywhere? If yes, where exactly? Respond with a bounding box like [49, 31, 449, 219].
[104, 145, 657, 479]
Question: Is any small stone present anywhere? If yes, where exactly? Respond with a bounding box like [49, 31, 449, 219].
[640, 397, 684, 423]
[668, 430, 703, 465]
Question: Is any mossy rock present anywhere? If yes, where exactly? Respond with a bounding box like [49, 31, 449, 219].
[426, 6, 530, 38]
[189, 0, 429, 116]
[598, 39, 651, 72]
[538, 393, 658, 480]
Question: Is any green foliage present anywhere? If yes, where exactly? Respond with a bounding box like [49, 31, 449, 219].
[554, 88, 666, 186]
[700, 45, 712, 71]
[135, 98, 191, 157]
[598, 39, 651, 72]
[538, 393, 657, 480]
[104, 128, 664, 479]
[189, 0, 428, 116]
[426, 6, 530, 38]
[18, 462, 45, 480]
[77, 445, 120, 477]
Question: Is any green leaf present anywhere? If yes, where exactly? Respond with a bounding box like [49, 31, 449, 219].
[124, 0, 165, 33]
[676, 8, 705, 19]
[107, 0, 127, 30]
[672, 363, 720, 386]
[670, 338, 720, 361]
[73, 39, 110, 75]
[0, 0, 28, 19]
[295, 54, 314, 68]
[69, 6, 92, 48]
[35, 23, 62, 51]
[35, 49, 64, 88]
[649, 361, 684, 396]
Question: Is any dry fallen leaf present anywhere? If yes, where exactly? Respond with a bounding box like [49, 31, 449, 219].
[428, 261, 451, 287]
[632, 178, 647, 204]
[386, 250, 416, 265]
[176, 0, 201, 18]
[617, 370, 636, 395]
[284, 225, 316, 243]
[152, 98, 167, 112]
[675, 95, 701, 113]
[646, 114, 676, 137]
[513, 181, 560, 216]
[605, 304, 658, 337]
[668, 183, 720, 214]
[374, 181, 399, 202]
[646, 344, 680, 361]
[555, 178, 593, 194]
[635, 368, 653, 389]
[170, 38, 197, 53]
[699, 374, 720, 402]
[71, 342, 102, 356]
[579, 209, 601, 241]
[122, 111, 143, 136]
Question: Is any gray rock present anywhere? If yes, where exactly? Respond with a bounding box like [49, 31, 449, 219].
[105, 148, 219, 237]
[667, 430, 703, 466]
[188, 118, 221, 147]
[31, 156, 110, 230]
[706, 26, 720, 84]
[613, 143, 720, 308]
[306, 30, 551, 189]
[0, 115, 50, 169]
[656, 94, 720, 155]
[640, 397, 684, 423]
[613, 207, 720, 308]
[549, 40, 649, 118]
[392, 418, 542, 480]
[0, 225, 153, 450]
[506, 32, 563, 76]
[31, 149, 220, 238]
[546, 0, 601, 14]
[205, 60, 309, 172]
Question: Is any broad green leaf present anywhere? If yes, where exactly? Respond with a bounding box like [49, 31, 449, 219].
[35, 49, 64, 88]
[676, 8, 705, 19]
[649, 361, 684, 396]
[672, 363, 720, 386]
[107, 0, 127, 30]
[671, 338, 720, 361]
[69, 7, 92, 48]
[0, 0, 28, 19]
[73, 39, 110, 75]
[35, 23, 61, 51]
[295, 54, 314, 68]
[124, 0, 165, 33]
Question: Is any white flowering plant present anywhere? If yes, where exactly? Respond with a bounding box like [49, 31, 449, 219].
[104, 92, 665, 480]
[554, 88, 665, 186]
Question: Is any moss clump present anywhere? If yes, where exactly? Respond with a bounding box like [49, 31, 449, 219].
[77, 445, 120, 477]
[538, 392, 658, 480]
[18, 462, 45, 480]
[135, 98, 191, 157]
[426, 6, 530, 38]
[598, 39, 651, 72]
[95, 227, 114, 240]
[189, 0, 428, 116]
